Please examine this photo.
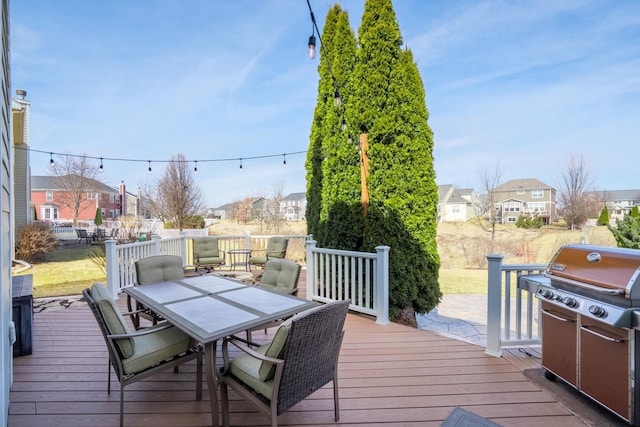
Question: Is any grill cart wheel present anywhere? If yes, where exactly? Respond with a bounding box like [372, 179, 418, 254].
[544, 370, 557, 382]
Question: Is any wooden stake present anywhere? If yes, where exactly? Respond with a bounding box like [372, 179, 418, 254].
[360, 133, 370, 217]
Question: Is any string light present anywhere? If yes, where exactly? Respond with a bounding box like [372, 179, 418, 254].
[341, 117, 347, 131]
[283, 154, 287, 168]
[148, 161, 152, 175]
[18, 147, 307, 168]
[99, 158, 104, 173]
[239, 159, 243, 171]
[194, 160, 198, 175]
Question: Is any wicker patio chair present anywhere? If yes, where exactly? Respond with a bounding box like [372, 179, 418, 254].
[220, 300, 350, 427]
[192, 236, 225, 272]
[84, 283, 202, 427]
[128, 255, 186, 329]
[249, 237, 289, 269]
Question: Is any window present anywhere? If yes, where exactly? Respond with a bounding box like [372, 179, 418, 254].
[87, 192, 98, 200]
[41, 206, 58, 220]
[507, 216, 517, 223]
[452, 205, 460, 213]
[46, 191, 53, 201]
[516, 190, 525, 195]
[532, 189, 544, 199]
[528, 202, 546, 212]
[504, 201, 521, 212]
[109, 210, 115, 219]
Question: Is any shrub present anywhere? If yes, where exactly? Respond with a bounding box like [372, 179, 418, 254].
[597, 206, 610, 226]
[16, 222, 59, 262]
[164, 215, 205, 229]
[515, 215, 543, 229]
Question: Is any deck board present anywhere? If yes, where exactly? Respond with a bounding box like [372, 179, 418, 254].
[8, 281, 586, 427]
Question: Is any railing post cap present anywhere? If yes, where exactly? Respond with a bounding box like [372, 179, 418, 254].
[487, 253, 504, 260]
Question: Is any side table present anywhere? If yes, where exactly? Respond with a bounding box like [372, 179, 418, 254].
[228, 249, 252, 271]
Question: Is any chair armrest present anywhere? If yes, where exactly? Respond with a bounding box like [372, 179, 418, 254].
[221, 336, 283, 374]
[194, 251, 200, 263]
[265, 250, 286, 259]
[107, 322, 173, 339]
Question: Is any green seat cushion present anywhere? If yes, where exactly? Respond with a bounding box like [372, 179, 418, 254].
[90, 283, 134, 358]
[228, 321, 291, 400]
[228, 345, 275, 400]
[122, 324, 192, 375]
[250, 255, 268, 265]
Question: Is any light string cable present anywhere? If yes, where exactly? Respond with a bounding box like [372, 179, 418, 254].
[14, 146, 307, 171]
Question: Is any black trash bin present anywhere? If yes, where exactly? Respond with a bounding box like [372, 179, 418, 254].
[12, 274, 33, 357]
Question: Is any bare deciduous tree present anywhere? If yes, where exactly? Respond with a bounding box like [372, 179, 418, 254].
[257, 182, 288, 234]
[149, 153, 205, 230]
[557, 154, 595, 230]
[49, 154, 100, 226]
[475, 163, 503, 252]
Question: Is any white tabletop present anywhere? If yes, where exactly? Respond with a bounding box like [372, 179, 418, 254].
[123, 274, 317, 343]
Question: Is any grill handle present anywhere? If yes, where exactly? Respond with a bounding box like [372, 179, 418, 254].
[580, 325, 626, 343]
[545, 275, 626, 296]
[542, 309, 576, 323]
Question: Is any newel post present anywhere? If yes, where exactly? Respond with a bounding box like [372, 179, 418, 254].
[305, 240, 316, 301]
[151, 234, 161, 256]
[105, 240, 119, 298]
[485, 253, 504, 357]
[180, 231, 188, 267]
[375, 245, 390, 325]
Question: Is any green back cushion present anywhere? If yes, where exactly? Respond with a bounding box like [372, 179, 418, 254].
[136, 255, 184, 285]
[258, 321, 291, 381]
[90, 283, 134, 358]
[261, 259, 299, 292]
[194, 237, 219, 258]
[267, 237, 287, 257]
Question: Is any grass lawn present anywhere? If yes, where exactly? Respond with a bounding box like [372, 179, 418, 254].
[439, 268, 488, 294]
[14, 246, 106, 298]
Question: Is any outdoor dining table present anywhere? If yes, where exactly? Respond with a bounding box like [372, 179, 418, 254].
[122, 274, 318, 427]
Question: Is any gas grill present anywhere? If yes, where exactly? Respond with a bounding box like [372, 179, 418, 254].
[522, 244, 640, 425]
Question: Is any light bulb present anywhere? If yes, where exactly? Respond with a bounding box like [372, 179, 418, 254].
[308, 35, 316, 59]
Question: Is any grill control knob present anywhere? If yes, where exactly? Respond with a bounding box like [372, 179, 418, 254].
[562, 296, 578, 308]
[589, 305, 606, 318]
[539, 289, 554, 299]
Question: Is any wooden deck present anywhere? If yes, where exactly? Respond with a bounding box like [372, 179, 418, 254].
[8, 280, 587, 427]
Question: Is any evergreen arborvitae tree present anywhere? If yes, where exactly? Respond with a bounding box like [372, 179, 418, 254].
[631, 205, 639, 218]
[354, 0, 441, 318]
[597, 205, 610, 226]
[306, 0, 442, 320]
[608, 214, 640, 249]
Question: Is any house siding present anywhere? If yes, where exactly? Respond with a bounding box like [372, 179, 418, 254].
[0, 2, 12, 423]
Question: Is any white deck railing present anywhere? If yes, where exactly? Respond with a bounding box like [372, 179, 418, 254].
[305, 240, 390, 325]
[485, 254, 547, 357]
[104, 234, 390, 325]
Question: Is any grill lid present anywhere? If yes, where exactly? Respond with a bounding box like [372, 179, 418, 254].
[545, 244, 640, 299]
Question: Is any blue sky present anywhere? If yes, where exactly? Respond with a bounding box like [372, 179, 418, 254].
[11, 0, 640, 208]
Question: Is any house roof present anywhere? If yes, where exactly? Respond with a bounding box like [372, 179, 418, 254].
[495, 178, 554, 191]
[437, 184, 454, 202]
[589, 189, 640, 202]
[32, 175, 118, 193]
[448, 188, 475, 204]
[283, 192, 306, 201]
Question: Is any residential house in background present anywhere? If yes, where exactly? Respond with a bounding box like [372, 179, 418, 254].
[280, 192, 306, 221]
[208, 197, 265, 222]
[437, 185, 477, 222]
[11, 92, 31, 241]
[493, 178, 557, 224]
[589, 189, 640, 220]
[31, 175, 126, 223]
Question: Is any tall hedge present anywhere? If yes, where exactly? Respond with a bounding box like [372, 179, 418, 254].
[306, 0, 441, 320]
